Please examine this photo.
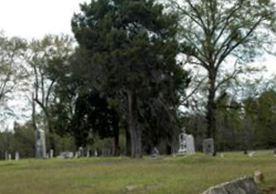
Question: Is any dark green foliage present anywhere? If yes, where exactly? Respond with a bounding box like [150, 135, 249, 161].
[71, 0, 188, 157]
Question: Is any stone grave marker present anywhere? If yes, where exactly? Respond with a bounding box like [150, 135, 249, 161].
[35, 128, 47, 159]
[203, 138, 214, 156]
[151, 147, 159, 158]
[50, 149, 54, 158]
[178, 129, 196, 155]
[15, 152, 20, 161]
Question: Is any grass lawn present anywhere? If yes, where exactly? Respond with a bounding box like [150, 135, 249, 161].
[0, 152, 275, 194]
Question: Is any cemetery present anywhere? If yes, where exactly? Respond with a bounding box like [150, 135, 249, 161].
[0, 0, 275, 193]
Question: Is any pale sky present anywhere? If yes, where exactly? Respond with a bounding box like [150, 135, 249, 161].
[0, 0, 275, 73]
[0, 0, 88, 39]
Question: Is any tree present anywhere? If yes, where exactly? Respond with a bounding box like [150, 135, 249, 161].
[0, 33, 27, 121]
[172, 0, 276, 141]
[26, 35, 73, 151]
[72, 0, 187, 157]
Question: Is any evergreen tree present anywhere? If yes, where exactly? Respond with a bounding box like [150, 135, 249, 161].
[72, 0, 188, 157]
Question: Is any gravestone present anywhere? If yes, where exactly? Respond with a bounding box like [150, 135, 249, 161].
[186, 135, 195, 155]
[203, 138, 214, 155]
[178, 129, 195, 155]
[8, 154, 11, 160]
[86, 150, 90, 158]
[78, 147, 84, 157]
[35, 129, 47, 159]
[4, 151, 8, 160]
[94, 150, 98, 157]
[58, 151, 74, 159]
[15, 152, 20, 161]
[151, 147, 159, 158]
[49, 149, 54, 158]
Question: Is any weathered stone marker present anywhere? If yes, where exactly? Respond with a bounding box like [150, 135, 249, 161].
[177, 129, 195, 155]
[201, 177, 260, 194]
[15, 152, 20, 161]
[203, 138, 214, 155]
[35, 129, 47, 159]
[49, 149, 54, 158]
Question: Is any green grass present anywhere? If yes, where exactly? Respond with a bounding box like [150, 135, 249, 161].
[0, 152, 275, 194]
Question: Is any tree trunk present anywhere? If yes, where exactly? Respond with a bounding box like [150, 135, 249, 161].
[125, 127, 131, 156]
[127, 90, 142, 158]
[113, 122, 120, 156]
[206, 70, 217, 139]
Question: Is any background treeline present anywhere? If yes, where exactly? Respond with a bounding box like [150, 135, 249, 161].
[0, 0, 275, 158]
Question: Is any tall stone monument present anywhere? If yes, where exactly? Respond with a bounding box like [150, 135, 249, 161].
[35, 128, 47, 159]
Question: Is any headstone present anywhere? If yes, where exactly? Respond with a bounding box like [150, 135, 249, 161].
[4, 151, 8, 160]
[8, 154, 12, 160]
[248, 151, 256, 157]
[78, 147, 84, 157]
[15, 152, 20, 161]
[203, 138, 215, 156]
[86, 150, 90, 158]
[94, 150, 98, 157]
[35, 128, 47, 159]
[151, 147, 159, 158]
[74, 152, 79, 158]
[177, 129, 196, 155]
[58, 151, 74, 159]
[186, 134, 195, 155]
[50, 149, 54, 158]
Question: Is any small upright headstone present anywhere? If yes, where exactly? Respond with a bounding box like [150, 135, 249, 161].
[86, 150, 90, 158]
[203, 138, 214, 156]
[8, 154, 12, 160]
[15, 152, 20, 161]
[79, 147, 84, 157]
[94, 150, 98, 157]
[151, 147, 159, 158]
[4, 151, 8, 160]
[35, 129, 47, 159]
[50, 149, 54, 159]
[74, 152, 79, 158]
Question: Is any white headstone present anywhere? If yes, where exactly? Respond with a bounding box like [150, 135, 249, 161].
[35, 129, 47, 159]
[186, 135, 195, 155]
[79, 147, 84, 157]
[94, 150, 98, 157]
[50, 149, 54, 158]
[86, 150, 90, 158]
[15, 152, 20, 161]
[8, 154, 12, 160]
[5, 151, 8, 160]
[177, 129, 195, 155]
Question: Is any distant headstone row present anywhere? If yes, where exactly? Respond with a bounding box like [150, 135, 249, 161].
[3, 151, 20, 161]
